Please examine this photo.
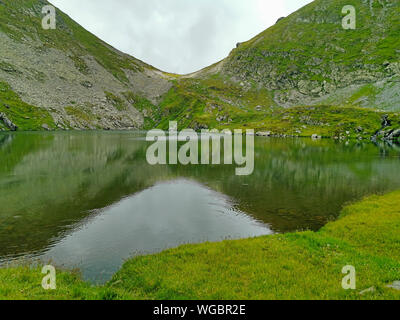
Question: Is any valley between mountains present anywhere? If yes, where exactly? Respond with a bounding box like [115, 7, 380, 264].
[0, 0, 400, 142]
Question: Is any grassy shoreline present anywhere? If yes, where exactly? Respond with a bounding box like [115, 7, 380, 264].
[1, 190, 399, 300]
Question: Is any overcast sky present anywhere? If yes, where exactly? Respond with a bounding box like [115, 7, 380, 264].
[51, 0, 313, 74]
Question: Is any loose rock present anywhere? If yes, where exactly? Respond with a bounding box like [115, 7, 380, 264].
[0, 112, 17, 131]
[386, 281, 400, 291]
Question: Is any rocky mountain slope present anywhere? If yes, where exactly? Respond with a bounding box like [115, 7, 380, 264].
[0, 0, 171, 131]
[218, 0, 400, 110]
[155, 0, 400, 139]
[1, 0, 400, 140]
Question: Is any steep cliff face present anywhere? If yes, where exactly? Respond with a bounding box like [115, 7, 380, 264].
[217, 0, 400, 110]
[0, 0, 171, 131]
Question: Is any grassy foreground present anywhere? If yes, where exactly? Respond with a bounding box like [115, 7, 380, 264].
[1, 191, 400, 300]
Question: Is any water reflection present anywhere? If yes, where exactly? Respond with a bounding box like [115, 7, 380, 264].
[0, 131, 399, 282]
[40, 179, 271, 282]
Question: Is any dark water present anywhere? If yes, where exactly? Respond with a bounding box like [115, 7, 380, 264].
[0, 131, 400, 283]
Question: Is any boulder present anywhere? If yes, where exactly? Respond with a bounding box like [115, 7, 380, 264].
[386, 281, 400, 291]
[387, 129, 400, 140]
[0, 112, 17, 131]
[216, 115, 228, 122]
[256, 131, 271, 137]
[311, 134, 321, 140]
[80, 81, 93, 88]
[382, 114, 391, 128]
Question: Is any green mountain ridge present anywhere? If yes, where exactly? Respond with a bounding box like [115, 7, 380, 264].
[218, 0, 400, 109]
[1, 0, 400, 140]
[155, 0, 400, 140]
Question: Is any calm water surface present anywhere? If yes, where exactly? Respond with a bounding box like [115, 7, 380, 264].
[0, 132, 399, 283]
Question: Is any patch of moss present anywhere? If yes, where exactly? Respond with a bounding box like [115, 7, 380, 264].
[69, 55, 90, 75]
[122, 91, 159, 129]
[0, 61, 22, 74]
[105, 92, 126, 111]
[64, 106, 93, 123]
[347, 84, 379, 105]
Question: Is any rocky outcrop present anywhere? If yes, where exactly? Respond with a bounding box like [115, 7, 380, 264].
[213, 0, 400, 110]
[372, 115, 400, 141]
[386, 281, 400, 291]
[311, 134, 322, 140]
[256, 131, 271, 137]
[0, 112, 17, 131]
[385, 129, 400, 140]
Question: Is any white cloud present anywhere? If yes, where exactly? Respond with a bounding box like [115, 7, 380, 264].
[50, 0, 313, 74]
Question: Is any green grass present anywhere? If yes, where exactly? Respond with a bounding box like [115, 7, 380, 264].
[0, 81, 55, 131]
[156, 76, 277, 131]
[104, 91, 126, 111]
[69, 55, 90, 75]
[156, 76, 400, 139]
[122, 91, 159, 129]
[0, 265, 119, 300]
[1, 190, 400, 300]
[64, 105, 99, 128]
[241, 105, 391, 139]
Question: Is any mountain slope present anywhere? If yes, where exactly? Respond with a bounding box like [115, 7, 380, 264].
[0, 0, 171, 131]
[218, 0, 400, 110]
[154, 0, 400, 139]
[1, 0, 400, 139]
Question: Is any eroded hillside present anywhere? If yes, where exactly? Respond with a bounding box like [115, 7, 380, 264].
[0, 0, 171, 131]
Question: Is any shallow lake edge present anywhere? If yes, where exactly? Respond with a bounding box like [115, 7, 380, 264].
[1, 189, 400, 300]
